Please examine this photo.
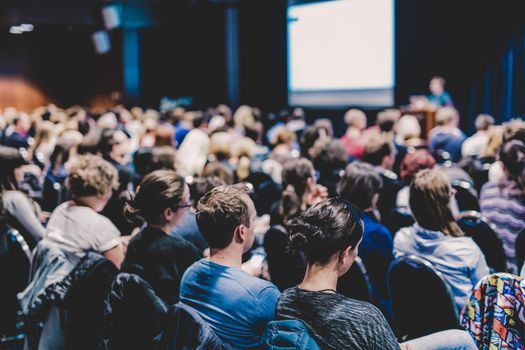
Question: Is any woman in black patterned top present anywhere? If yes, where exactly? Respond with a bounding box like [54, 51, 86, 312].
[275, 198, 476, 350]
[274, 198, 399, 350]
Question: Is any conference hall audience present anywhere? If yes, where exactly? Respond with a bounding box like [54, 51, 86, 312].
[1, 102, 523, 349]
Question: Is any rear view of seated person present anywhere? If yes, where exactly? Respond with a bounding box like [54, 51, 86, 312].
[180, 184, 280, 349]
[337, 162, 393, 313]
[275, 198, 400, 349]
[44, 154, 125, 268]
[461, 114, 494, 158]
[275, 198, 476, 350]
[122, 170, 202, 305]
[362, 134, 400, 226]
[394, 168, 489, 313]
[428, 107, 466, 163]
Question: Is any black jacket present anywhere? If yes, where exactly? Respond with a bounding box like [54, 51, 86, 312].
[105, 273, 168, 350]
[121, 226, 202, 306]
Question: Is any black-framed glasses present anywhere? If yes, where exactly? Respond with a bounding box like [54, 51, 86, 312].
[176, 201, 193, 209]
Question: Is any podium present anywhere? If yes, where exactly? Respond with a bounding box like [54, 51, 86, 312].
[400, 105, 438, 140]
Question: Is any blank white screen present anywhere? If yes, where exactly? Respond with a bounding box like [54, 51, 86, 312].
[288, 0, 395, 106]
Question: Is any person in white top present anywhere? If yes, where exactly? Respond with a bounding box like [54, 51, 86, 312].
[394, 168, 489, 313]
[461, 114, 494, 157]
[45, 154, 125, 268]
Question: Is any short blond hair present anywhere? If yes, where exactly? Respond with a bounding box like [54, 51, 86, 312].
[435, 107, 458, 126]
[66, 155, 118, 197]
[344, 109, 366, 127]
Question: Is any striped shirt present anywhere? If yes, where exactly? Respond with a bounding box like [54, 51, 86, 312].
[480, 181, 525, 272]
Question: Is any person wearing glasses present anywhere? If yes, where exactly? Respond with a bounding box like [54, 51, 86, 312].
[122, 170, 202, 305]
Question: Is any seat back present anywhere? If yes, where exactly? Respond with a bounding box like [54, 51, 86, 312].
[62, 253, 119, 350]
[388, 208, 414, 236]
[337, 257, 374, 303]
[160, 303, 229, 350]
[387, 255, 459, 341]
[107, 273, 168, 350]
[262, 319, 321, 350]
[451, 180, 480, 212]
[457, 211, 506, 272]
[516, 228, 525, 273]
[0, 228, 30, 338]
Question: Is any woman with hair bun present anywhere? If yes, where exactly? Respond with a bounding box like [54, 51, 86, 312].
[274, 198, 401, 349]
[273, 198, 476, 350]
[122, 170, 201, 305]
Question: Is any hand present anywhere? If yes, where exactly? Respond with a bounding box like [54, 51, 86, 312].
[120, 235, 132, 254]
[308, 184, 328, 205]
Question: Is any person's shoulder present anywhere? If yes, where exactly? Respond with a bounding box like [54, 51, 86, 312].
[181, 258, 207, 278]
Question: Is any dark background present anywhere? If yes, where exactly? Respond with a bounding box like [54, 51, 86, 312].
[1, 0, 524, 134]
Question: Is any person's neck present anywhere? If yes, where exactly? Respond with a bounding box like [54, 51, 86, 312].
[298, 263, 338, 292]
[209, 246, 242, 268]
[73, 196, 104, 212]
[148, 223, 171, 235]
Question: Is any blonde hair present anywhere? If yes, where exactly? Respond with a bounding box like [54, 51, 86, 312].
[273, 126, 296, 146]
[209, 132, 232, 160]
[435, 107, 458, 126]
[409, 168, 463, 237]
[344, 109, 366, 127]
[233, 105, 255, 129]
[66, 155, 118, 197]
[481, 126, 504, 158]
[232, 137, 257, 181]
[396, 115, 421, 142]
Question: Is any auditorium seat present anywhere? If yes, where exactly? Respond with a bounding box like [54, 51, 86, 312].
[337, 256, 374, 303]
[387, 255, 459, 341]
[451, 180, 480, 212]
[457, 211, 506, 272]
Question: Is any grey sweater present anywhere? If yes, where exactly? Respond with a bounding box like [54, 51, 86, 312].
[276, 287, 400, 350]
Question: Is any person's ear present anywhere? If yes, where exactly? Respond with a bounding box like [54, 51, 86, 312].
[162, 207, 174, 222]
[338, 247, 350, 265]
[233, 224, 246, 244]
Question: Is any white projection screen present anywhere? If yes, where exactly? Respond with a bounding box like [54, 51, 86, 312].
[287, 0, 395, 107]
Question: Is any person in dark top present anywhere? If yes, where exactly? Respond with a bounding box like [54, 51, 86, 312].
[337, 162, 393, 315]
[2, 113, 31, 149]
[427, 76, 454, 107]
[275, 198, 399, 350]
[170, 176, 226, 252]
[310, 138, 347, 197]
[122, 170, 202, 305]
[275, 198, 476, 350]
[362, 134, 401, 228]
[99, 129, 140, 235]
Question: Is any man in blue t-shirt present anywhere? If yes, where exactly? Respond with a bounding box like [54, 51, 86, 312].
[180, 184, 280, 349]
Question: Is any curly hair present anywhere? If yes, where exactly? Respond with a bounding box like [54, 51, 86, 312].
[66, 155, 118, 197]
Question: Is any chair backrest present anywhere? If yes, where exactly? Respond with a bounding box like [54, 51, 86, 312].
[457, 211, 507, 272]
[160, 303, 229, 350]
[388, 208, 415, 236]
[516, 228, 525, 273]
[106, 273, 168, 350]
[387, 255, 459, 341]
[337, 257, 374, 303]
[262, 319, 321, 350]
[451, 180, 480, 212]
[62, 252, 119, 350]
[0, 228, 30, 338]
